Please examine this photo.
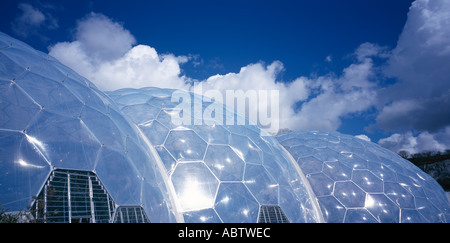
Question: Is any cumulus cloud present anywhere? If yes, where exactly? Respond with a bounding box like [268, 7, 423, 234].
[194, 43, 381, 133]
[375, 0, 450, 153]
[49, 13, 189, 91]
[378, 128, 450, 155]
[11, 3, 58, 38]
[49, 12, 383, 135]
[379, 0, 450, 132]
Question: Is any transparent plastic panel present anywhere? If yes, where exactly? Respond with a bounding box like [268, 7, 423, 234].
[26, 111, 101, 170]
[122, 103, 160, 124]
[183, 208, 222, 223]
[107, 87, 323, 223]
[165, 130, 207, 162]
[244, 164, 279, 205]
[0, 33, 178, 222]
[0, 52, 27, 81]
[15, 72, 84, 117]
[214, 182, 259, 223]
[95, 148, 142, 205]
[204, 145, 245, 181]
[0, 80, 40, 131]
[0, 131, 51, 211]
[80, 106, 126, 151]
[141, 180, 173, 223]
[171, 162, 219, 212]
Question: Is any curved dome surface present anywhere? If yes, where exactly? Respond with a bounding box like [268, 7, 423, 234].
[106, 87, 323, 223]
[276, 131, 450, 223]
[0, 32, 177, 222]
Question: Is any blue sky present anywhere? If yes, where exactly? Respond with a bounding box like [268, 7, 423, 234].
[1, 0, 450, 155]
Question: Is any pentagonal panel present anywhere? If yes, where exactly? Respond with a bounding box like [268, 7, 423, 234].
[171, 162, 219, 212]
[204, 145, 245, 181]
[165, 130, 207, 161]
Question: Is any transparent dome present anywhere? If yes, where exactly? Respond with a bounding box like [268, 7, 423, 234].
[106, 87, 323, 223]
[0, 32, 177, 223]
[276, 131, 450, 223]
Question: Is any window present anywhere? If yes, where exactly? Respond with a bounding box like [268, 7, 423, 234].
[31, 169, 115, 223]
[258, 205, 290, 223]
[113, 206, 150, 223]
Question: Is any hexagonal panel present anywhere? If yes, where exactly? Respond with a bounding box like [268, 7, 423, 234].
[244, 164, 279, 204]
[139, 120, 169, 146]
[95, 147, 142, 205]
[80, 106, 126, 151]
[334, 181, 366, 208]
[26, 110, 101, 170]
[0, 131, 51, 211]
[364, 193, 399, 223]
[0, 80, 40, 131]
[204, 145, 245, 181]
[122, 103, 161, 125]
[214, 182, 259, 223]
[307, 173, 334, 197]
[165, 130, 207, 161]
[16, 72, 84, 117]
[171, 162, 219, 212]
[322, 161, 352, 181]
[352, 169, 383, 193]
[229, 133, 262, 165]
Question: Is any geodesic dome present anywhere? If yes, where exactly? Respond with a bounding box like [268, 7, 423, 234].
[1, 32, 449, 223]
[276, 131, 450, 223]
[0, 32, 177, 223]
[106, 87, 323, 223]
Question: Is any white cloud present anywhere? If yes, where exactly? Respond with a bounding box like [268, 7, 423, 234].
[11, 3, 58, 38]
[375, 0, 450, 153]
[49, 13, 189, 91]
[49, 12, 382, 134]
[195, 43, 381, 132]
[378, 129, 450, 154]
[379, 0, 450, 133]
